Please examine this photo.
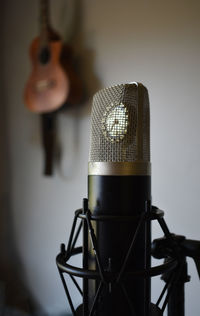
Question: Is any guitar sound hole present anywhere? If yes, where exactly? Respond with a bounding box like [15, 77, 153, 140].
[39, 47, 51, 65]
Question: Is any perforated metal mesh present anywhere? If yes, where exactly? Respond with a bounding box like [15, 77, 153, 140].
[89, 83, 150, 162]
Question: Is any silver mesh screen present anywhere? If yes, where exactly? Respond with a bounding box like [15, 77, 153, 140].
[89, 83, 150, 162]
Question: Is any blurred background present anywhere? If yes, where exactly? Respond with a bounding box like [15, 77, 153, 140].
[0, 0, 200, 315]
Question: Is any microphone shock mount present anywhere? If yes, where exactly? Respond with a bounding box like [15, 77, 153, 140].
[56, 199, 200, 316]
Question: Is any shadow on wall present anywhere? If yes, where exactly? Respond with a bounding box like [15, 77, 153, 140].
[60, 0, 102, 115]
[0, 196, 35, 315]
[0, 197, 71, 313]
[0, 2, 36, 313]
[40, 0, 102, 179]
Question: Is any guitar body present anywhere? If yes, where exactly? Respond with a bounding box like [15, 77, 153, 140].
[24, 37, 69, 113]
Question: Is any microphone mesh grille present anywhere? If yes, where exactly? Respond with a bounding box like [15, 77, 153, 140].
[89, 83, 150, 162]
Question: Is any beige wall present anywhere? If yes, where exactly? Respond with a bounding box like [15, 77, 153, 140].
[1, 0, 200, 315]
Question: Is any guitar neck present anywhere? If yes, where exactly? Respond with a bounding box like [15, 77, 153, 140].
[40, 0, 50, 46]
[41, 112, 56, 176]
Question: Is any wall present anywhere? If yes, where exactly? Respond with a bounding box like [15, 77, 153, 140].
[2, 0, 200, 315]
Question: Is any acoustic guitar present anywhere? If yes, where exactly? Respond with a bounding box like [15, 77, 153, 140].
[24, 0, 84, 176]
[24, 0, 69, 113]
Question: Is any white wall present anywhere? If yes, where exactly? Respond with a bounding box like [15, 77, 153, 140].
[2, 0, 200, 315]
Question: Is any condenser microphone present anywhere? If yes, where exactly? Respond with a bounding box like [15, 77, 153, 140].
[86, 82, 151, 316]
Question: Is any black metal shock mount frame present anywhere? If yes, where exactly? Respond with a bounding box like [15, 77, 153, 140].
[56, 199, 200, 316]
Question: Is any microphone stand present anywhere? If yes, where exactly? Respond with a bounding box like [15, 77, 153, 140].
[152, 233, 200, 316]
[56, 201, 200, 316]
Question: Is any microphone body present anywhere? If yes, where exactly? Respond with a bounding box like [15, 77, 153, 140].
[86, 83, 151, 316]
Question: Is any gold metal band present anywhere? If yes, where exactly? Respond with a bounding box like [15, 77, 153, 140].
[88, 162, 151, 176]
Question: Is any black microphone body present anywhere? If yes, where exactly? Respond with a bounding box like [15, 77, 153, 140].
[88, 175, 151, 316]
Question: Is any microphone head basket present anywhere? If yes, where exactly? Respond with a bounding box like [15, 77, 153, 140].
[89, 83, 150, 164]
